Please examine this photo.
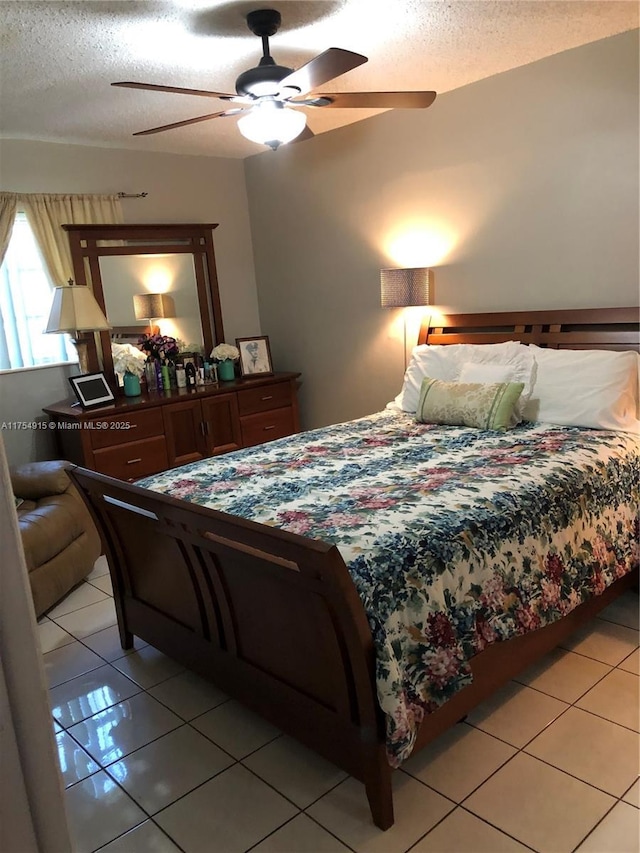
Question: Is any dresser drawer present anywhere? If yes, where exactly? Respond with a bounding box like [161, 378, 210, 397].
[92, 436, 168, 480]
[237, 382, 292, 416]
[240, 407, 295, 448]
[89, 408, 165, 451]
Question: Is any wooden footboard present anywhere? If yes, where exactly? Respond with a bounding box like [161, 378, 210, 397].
[68, 465, 638, 830]
[68, 466, 395, 829]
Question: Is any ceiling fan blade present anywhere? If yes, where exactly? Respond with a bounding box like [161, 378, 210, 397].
[132, 109, 244, 136]
[279, 48, 367, 97]
[301, 91, 437, 109]
[289, 124, 316, 144]
[112, 81, 244, 102]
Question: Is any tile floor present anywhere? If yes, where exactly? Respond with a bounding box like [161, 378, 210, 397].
[39, 556, 639, 853]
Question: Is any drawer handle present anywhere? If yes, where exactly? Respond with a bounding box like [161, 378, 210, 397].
[263, 425, 276, 431]
[126, 458, 143, 465]
[260, 395, 273, 401]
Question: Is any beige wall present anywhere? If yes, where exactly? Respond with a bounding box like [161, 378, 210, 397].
[0, 139, 261, 464]
[245, 31, 639, 431]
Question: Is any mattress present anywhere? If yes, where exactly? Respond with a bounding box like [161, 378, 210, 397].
[139, 410, 640, 763]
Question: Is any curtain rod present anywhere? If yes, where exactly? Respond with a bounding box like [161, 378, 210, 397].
[117, 191, 148, 199]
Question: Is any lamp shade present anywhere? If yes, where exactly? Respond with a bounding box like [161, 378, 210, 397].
[133, 293, 176, 322]
[45, 281, 111, 334]
[380, 267, 431, 308]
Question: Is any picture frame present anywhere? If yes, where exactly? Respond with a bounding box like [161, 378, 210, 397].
[236, 336, 274, 378]
[68, 372, 116, 409]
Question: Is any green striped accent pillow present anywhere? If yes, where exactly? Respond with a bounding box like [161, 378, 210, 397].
[415, 376, 525, 431]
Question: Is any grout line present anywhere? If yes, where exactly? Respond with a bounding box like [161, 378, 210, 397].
[619, 778, 640, 806]
[47, 594, 113, 623]
[569, 798, 622, 853]
[595, 613, 639, 632]
[459, 681, 638, 811]
[242, 814, 312, 853]
[512, 656, 629, 708]
[90, 817, 188, 853]
[403, 798, 539, 853]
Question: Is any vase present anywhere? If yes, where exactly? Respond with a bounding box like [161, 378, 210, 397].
[217, 359, 235, 381]
[144, 361, 158, 392]
[123, 371, 141, 397]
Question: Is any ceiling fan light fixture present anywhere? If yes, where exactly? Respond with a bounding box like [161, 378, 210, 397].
[238, 100, 306, 149]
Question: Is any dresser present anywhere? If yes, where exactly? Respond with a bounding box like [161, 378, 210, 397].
[44, 372, 301, 481]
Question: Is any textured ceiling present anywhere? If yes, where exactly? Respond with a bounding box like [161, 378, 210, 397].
[0, 0, 637, 160]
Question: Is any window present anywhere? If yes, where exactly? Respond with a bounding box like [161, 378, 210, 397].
[0, 212, 75, 371]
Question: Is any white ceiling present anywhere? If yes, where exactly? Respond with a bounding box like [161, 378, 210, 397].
[0, 0, 637, 160]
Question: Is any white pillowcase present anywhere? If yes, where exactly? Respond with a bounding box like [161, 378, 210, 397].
[522, 346, 640, 432]
[389, 341, 533, 416]
[457, 356, 536, 422]
[457, 362, 516, 384]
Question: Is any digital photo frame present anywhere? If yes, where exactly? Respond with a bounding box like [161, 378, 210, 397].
[68, 372, 115, 409]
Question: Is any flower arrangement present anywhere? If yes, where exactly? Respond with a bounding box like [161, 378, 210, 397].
[138, 333, 180, 362]
[111, 342, 147, 377]
[211, 343, 240, 362]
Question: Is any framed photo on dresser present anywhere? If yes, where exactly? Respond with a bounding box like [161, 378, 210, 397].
[236, 336, 273, 377]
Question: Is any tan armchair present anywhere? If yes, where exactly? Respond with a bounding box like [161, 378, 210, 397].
[11, 460, 101, 617]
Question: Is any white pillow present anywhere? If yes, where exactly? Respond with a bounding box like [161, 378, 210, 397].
[457, 353, 536, 423]
[389, 341, 527, 414]
[457, 362, 516, 384]
[522, 346, 640, 432]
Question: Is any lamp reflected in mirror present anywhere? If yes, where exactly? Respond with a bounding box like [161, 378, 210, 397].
[45, 279, 111, 374]
[133, 292, 176, 335]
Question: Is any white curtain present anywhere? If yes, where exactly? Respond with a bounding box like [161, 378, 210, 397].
[0, 193, 19, 267]
[0, 434, 70, 852]
[21, 193, 123, 285]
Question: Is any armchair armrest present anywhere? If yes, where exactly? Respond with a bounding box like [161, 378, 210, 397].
[10, 460, 74, 501]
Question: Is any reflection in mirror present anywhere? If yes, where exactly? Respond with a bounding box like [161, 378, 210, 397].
[99, 254, 203, 348]
[63, 223, 224, 392]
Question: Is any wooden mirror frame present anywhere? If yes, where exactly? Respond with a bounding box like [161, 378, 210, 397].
[63, 223, 225, 390]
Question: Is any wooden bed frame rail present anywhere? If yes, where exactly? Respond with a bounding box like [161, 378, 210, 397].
[69, 467, 638, 830]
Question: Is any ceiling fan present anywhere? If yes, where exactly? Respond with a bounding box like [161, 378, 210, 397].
[112, 8, 437, 150]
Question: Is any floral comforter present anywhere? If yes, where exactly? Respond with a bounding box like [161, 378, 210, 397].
[138, 411, 640, 765]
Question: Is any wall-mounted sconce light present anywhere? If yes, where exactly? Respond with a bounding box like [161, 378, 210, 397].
[45, 279, 111, 374]
[133, 293, 176, 334]
[380, 267, 432, 368]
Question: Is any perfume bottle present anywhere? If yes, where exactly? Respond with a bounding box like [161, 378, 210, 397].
[161, 362, 171, 391]
[185, 361, 197, 389]
[168, 360, 177, 390]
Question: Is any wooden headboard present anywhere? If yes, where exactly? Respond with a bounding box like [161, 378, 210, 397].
[110, 325, 156, 345]
[418, 307, 639, 351]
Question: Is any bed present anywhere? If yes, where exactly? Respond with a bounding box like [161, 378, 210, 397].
[68, 307, 639, 829]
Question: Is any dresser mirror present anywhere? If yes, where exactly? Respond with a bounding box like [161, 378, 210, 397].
[63, 223, 224, 390]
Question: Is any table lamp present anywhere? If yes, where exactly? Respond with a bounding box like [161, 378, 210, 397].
[45, 279, 111, 374]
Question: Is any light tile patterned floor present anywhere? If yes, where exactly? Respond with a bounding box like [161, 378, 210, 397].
[41, 557, 640, 853]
